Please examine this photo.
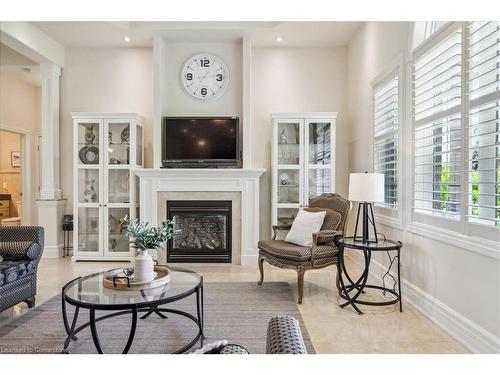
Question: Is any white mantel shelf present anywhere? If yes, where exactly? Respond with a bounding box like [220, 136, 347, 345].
[134, 168, 266, 266]
[134, 168, 265, 179]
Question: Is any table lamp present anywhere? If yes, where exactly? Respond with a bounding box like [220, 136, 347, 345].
[348, 172, 384, 243]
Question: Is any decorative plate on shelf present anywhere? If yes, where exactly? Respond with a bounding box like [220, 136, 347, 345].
[79, 145, 99, 164]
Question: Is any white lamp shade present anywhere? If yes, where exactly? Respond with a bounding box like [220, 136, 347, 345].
[348, 173, 385, 202]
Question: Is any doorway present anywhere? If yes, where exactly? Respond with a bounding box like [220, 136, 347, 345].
[0, 127, 32, 225]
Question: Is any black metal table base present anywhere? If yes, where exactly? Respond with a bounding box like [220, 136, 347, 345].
[62, 284, 204, 354]
[337, 244, 402, 315]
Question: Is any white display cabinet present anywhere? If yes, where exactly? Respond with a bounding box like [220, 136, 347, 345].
[271, 113, 337, 234]
[71, 113, 144, 261]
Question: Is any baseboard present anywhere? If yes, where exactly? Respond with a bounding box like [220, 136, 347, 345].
[241, 252, 258, 267]
[42, 244, 64, 258]
[347, 252, 500, 354]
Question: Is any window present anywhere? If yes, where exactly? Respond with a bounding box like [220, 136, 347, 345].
[413, 22, 449, 49]
[373, 70, 399, 209]
[467, 22, 500, 228]
[412, 21, 500, 236]
[413, 28, 462, 219]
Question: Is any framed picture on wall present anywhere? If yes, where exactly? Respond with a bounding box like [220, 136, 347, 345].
[11, 151, 21, 167]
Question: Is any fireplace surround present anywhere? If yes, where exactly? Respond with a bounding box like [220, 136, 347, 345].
[134, 168, 265, 265]
[167, 200, 232, 263]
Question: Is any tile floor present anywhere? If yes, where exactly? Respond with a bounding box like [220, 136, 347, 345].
[0, 256, 469, 353]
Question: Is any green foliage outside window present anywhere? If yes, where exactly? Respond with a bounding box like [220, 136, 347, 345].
[441, 164, 450, 211]
[471, 170, 479, 217]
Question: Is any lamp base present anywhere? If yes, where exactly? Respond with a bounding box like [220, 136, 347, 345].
[353, 202, 378, 244]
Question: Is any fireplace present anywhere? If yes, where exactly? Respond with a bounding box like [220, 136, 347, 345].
[166, 200, 232, 263]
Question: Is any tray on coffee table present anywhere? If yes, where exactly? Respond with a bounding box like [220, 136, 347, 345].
[103, 266, 171, 290]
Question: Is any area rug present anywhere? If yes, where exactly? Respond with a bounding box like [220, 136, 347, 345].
[0, 282, 314, 354]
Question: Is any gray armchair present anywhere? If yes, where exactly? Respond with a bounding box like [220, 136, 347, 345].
[257, 193, 350, 303]
[0, 226, 44, 311]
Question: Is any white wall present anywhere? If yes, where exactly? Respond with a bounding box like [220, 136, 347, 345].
[347, 22, 500, 352]
[252, 47, 348, 240]
[59, 47, 153, 210]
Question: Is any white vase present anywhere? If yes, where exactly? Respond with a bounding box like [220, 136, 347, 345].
[134, 249, 155, 283]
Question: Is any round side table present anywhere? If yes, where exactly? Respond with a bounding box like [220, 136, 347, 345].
[336, 237, 403, 315]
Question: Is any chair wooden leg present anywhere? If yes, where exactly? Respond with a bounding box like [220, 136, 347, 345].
[258, 256, 265, 285]
[26, 297, 36, 308]
[297, 269, 305, 304]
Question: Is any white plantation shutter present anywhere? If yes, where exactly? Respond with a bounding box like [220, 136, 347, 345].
[467, 21, 500, 227]
[373, 72, 399, 208]
[413, 28, 463, 219]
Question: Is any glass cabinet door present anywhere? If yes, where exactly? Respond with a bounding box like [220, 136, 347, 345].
[108, 169, 130, 203]
[277, 168, 301, 204]
[77, 121, 101, 167]
[308, 121, 332, 165]
[77, 169, 100, 204]
[276, 121, 302, 166]
[306, 120, 334, 202]
[277, 207, 299, 226]
[107, 121, 131, 166]
[308, 168, 332, 200]
[77, 207, 101, 254]
[106, 207, 130, 254]
[136, 124, 143, 166]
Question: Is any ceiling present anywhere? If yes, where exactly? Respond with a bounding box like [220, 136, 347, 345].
[0, 22, 362, 85]
[251, 22, 363, 47]
[31, 21, 363, 48]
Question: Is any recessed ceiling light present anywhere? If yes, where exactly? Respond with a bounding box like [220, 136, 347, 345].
[124, 36, 131, 43]
[275, 36, 284, 42]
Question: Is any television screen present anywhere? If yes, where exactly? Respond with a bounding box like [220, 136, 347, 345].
[162, 117, 240, 167]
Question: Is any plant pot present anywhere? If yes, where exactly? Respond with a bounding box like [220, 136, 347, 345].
[134, 249, 155, 283]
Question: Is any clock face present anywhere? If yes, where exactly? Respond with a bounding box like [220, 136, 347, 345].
[180, 53, 230, 101]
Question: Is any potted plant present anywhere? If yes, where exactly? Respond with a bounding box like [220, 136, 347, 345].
[120, 215, 175, 283]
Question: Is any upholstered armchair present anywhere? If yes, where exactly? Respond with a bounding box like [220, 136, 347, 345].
[0, 226, 44, 311]
[257, 193, 350, 304]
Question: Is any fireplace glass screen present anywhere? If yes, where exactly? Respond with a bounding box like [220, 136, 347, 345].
[166, 200, 231, 263]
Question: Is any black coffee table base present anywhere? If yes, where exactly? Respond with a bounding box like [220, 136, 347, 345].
[61, 280, 204, 354]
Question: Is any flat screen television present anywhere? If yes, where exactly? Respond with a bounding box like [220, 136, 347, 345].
[162, 117, 241, 168]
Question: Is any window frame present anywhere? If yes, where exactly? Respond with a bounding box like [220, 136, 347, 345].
[371, 56, 405, 229]
[408, 21, 500, 243]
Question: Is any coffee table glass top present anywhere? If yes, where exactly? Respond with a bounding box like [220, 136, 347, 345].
[63, 266, 201, 307]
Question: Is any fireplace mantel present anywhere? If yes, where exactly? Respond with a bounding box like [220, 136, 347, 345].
[134, 168, 265, 266]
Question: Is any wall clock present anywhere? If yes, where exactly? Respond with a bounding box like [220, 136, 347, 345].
[180, 53, 230, 101]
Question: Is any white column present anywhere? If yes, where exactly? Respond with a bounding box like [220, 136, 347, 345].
[242, 36, 252, 168]
[37, 62, 65, 258]
[153, 36, 167, 169]
[39, 62, 62, 200]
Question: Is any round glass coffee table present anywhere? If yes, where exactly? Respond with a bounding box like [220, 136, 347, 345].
[61, 266, 204, 354]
